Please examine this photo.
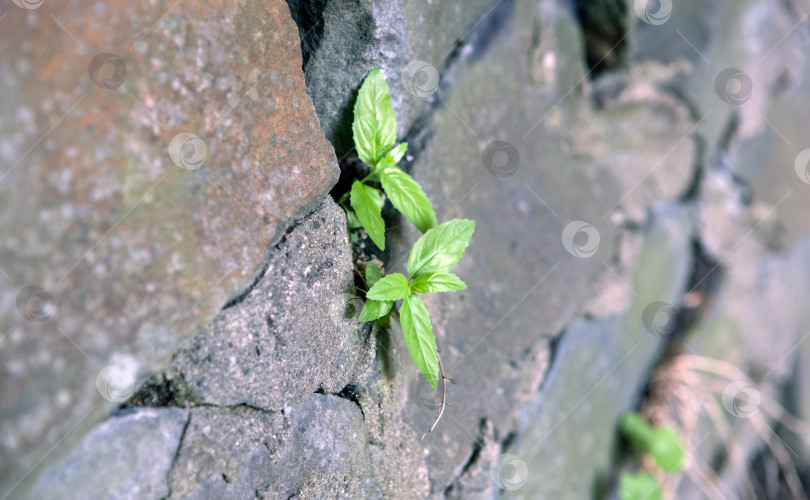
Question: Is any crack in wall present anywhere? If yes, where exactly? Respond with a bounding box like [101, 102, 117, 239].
[314, 384, 365, 419]
[161, 411, 192, 500]
[442, 418, 489, 498]
[222, 202, 327, 311]
[571, 0, 631, 76]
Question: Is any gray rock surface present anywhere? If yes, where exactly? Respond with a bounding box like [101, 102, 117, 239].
[386, 0, 696, 491]
[26, 408, 188, 500]
[7, 0, 810, 498]
[506, 205, 693, 498]
[0, 0, 337, 492]
[168, 405, 289, 499]
[174, 198, 370, 410]
[286, 0, 514, 157]
[389, 0, 621, 488]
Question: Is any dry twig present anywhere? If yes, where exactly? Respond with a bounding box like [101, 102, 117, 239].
[421, 350, 454, 440]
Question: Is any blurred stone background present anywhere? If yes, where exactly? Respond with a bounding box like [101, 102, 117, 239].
[2, 0, 810, 498]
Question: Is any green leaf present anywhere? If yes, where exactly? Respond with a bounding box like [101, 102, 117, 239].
[345, 209, 362, 229]
[352, 67, 397, 167]
[649, 427, 685, 473]
[366, 273, 411, 301]
[618, 472, 662, 500]
[359, 299, 393, 321]
[350, 181, 385, 250]
[400, 295, 439, 388]
[380, 167, 437, 233]
[619, 413, 684, 473]
[620, 413, 655, 454]
[408, 219, 475, 279]
[411, 272, 467, 294]
[365, 262, 383, 287]
[381, 142, 407, 166]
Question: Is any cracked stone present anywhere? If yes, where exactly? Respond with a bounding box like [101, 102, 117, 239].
[168, 405, 290, 499]
[27, 408, 188, 500]
[0, 0, 337, 490]
[173, 198, 370, 410]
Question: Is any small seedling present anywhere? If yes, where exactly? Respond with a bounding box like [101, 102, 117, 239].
[339, 67, 437, 249]
[339, 68, 474, 438]
[617, 412, 684, 500]
[619, 471, 663, 500]
[363, 218, 474, 389]
[620, 412, 685, 473]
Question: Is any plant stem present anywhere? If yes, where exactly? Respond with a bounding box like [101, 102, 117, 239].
[421, 350, 453, 440]
[337, 170, 378, 206]
[359, 170, 378, 184]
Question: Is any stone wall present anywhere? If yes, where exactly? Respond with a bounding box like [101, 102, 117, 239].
[3, 0, 810, 498]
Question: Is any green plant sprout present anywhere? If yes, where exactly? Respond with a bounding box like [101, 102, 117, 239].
[339, 67, 437, 249]
[620, 412, 685, 473]
[339, 67, 474, 438]
[618, 471, 663, 500]
[618, 412, 685, 500]
[363, 218, 474, 388]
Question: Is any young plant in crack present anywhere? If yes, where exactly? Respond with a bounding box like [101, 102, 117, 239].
[338, 67, 474, 438]
[362, 218, 474, 439]
[338, 67, 437, 250]
[617, 412, 685, 500]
